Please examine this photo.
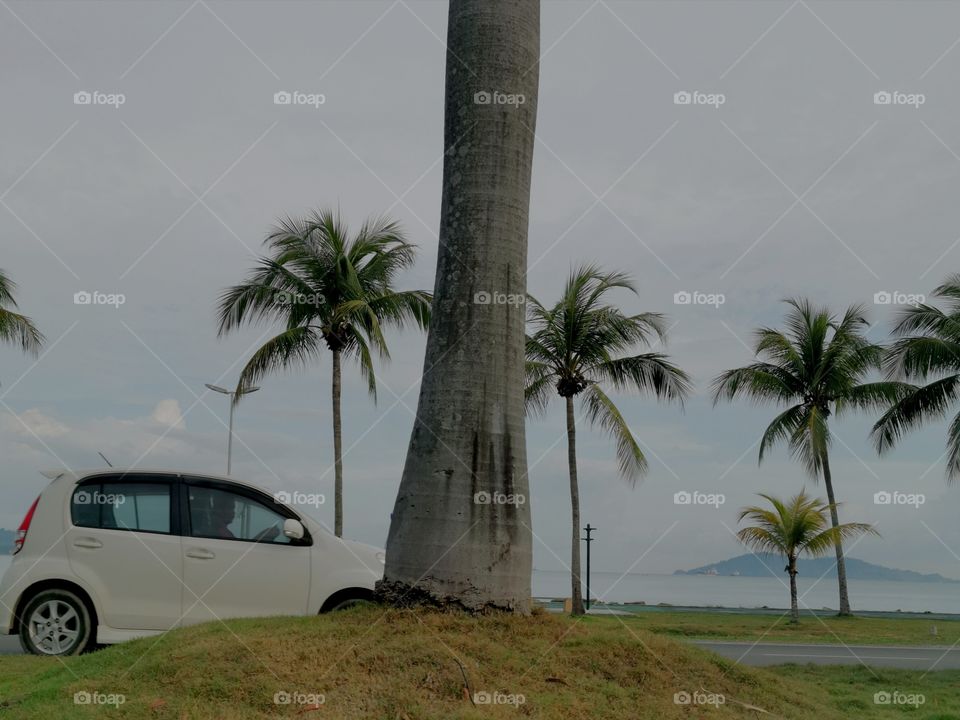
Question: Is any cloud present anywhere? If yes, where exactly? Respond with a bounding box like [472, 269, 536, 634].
[3, 408, 70, 439]
[151, 399, 185, 430]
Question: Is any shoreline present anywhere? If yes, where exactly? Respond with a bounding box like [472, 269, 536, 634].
[535, 599, 960, 621]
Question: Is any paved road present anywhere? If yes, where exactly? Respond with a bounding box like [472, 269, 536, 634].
[694, 641, 960, 670]
[4, 633, 959, 669]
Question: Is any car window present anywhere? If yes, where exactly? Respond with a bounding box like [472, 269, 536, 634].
[71, 482, 171, 534]
[188, 485, 291, 544]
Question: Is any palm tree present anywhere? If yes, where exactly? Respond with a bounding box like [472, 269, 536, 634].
[713, 299, 908, 616]
[0, 269, 43, 355]
[737, 491, 877, 623]
[217, 210, 431, 537]
[525, 266, 691, 616]
[380, 0, 540, 611]
[872, 274, 960, 479]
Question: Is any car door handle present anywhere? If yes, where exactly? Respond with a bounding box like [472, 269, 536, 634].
[186, 548, 216, 560]
[72, 537, 103, 549]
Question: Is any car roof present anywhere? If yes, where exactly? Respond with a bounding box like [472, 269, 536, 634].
[39, 468, 269, 494]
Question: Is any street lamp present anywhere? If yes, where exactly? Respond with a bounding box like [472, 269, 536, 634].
[583, 524, 596, 611]
[205, 383, 259, 475]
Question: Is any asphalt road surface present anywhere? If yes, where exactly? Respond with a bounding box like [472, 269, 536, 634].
[1, 635, 21, 655]
[693, 641, 960, 670]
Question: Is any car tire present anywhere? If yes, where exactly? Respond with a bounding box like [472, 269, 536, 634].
[19, 589, 94, 657]
[329, 597, 374, 611]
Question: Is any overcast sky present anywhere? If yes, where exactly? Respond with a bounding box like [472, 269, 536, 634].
[3, 1, 960, 584]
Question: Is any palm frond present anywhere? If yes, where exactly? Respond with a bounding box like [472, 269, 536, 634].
[871, 375, 960, 454]
[582, 384, 647, 483]
[234, 326, 325, 400]
[524, 360, 554, 417]
[737, 490, 876, 561]
[594, 353, 692, 406]
[711, 364, 800, 406]
[0, 270, 43, 355]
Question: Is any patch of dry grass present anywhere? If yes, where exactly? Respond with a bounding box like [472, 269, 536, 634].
[0, 606, 944, 719]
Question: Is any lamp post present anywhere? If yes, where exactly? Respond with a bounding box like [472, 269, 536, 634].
[583, 524, 595, 611]
[205, 383, 259, 475]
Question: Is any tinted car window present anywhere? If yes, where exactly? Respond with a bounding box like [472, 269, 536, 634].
[188, 485, 291, 544]
[71, 482, 171, 534]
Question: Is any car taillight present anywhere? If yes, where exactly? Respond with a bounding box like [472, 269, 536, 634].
[14, 496, 40, 555]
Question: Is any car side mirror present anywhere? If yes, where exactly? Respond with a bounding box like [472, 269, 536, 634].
[283, 519, 305, 541]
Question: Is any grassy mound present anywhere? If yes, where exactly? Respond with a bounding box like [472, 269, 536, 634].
[0, 606, 943, 719]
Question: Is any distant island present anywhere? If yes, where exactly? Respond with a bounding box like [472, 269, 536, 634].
[676, 553, 958, 584]
[0, 528, 13, 554]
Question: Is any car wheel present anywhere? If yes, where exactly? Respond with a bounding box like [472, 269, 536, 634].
[329, 597, 374, 612]
[19, 589, 94, 656]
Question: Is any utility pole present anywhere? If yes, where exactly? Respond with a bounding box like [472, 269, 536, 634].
[583, 524, 595, 610]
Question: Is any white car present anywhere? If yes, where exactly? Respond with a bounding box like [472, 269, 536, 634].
[0, 469, 384, 656]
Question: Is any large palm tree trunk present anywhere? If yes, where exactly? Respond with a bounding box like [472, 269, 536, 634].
[821, 452, 851, 615]
[566, 396, 585, 616]
[379, 0, 539, 611]
[332, 348, 344, 538]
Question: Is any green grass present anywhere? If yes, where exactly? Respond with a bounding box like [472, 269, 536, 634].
[1, 607, 958, 719]
[767, 664, 960, 718]
[594, 609, 960, 646]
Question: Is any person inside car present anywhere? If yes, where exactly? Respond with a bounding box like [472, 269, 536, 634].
[209, 492, 236, 539]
